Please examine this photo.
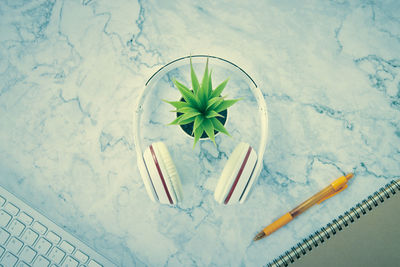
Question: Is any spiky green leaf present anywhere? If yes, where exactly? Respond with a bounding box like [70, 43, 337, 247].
[208, 69, 213, 96]
[190, 58, 200, 95]
[201, 58, 209, 98]
[177, 111, 201, 124]
[173, 79, 199, 108]
[168, 114, 185, 125]
[202, 119, 215, 144]
[206, 97, 223, 111]
[178, 116, 196, 125]
[193, 115, 204, 131]
[193, 125, 204, 148]
[214, 99, 240, 113]
[211, 118, 230, 136]
[198, 84, 208, 110]
[174, 106, 200, 114]
[205, 110, 223, 119]
[163, 100, 190, 109]
[211, 78, 229, 98]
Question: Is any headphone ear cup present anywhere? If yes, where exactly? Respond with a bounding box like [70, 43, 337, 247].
[214, 142, 258, 205]
[155, 142, 183, 202]
[143, 142, 183, 204]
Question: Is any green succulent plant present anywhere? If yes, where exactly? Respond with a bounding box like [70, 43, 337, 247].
[164, 58, 241, 148]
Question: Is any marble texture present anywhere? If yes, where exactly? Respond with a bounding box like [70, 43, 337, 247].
[0, 0, 399, 266]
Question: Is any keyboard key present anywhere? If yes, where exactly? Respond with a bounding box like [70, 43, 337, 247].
[34, 237, 52, 255]
[0, 210, 12, 227]
[8, 219, 25, 237]
[21, 228, 39, 246]
[88, 259, 103, 267]
[18, 212, 34, 225]
[61, 256, 79, 267]
[17, 262, 30, 267]
[33, 255, 50, 267]
[4, 202, 19, 216]
[0, 228, 10, 244]
[60, 240, 75, 254]
[46, 231, 61, 245]
[74, 249, 88, 263]
[20, 245, 37, 263]
[48, 247, 65, 264]
[0, 196, 5, 206]
[32, 221, 47, 235]
[0, 251, 18, 266]
[6, 236, 23, 255]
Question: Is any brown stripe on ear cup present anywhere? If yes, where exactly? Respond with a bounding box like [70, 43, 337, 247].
[142, 157, 160, 201]
[149, 144, 173, 204]
[224, 146, 253, 204]
[238, 158, 257, 202]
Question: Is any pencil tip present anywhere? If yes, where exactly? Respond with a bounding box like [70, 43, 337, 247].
[346, 173, 354, 180]
[253, 231, 266, 241]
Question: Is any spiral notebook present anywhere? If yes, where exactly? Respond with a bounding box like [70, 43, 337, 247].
[267, 179, 400, 267]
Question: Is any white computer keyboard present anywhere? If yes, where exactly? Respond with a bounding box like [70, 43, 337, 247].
[0, 185, 117, 267]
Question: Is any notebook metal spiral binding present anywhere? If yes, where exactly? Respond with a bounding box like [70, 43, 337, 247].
[266, 179, 400, 267]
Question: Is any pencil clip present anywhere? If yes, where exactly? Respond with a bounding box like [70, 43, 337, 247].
[317, 184, 348, 204]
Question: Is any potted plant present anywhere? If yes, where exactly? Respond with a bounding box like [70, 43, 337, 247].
[164, 58, 241, 147]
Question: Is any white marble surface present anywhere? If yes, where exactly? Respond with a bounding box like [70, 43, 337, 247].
[1, 0, 399, 266]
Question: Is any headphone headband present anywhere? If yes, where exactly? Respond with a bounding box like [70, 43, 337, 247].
[133, 55, 268, 202]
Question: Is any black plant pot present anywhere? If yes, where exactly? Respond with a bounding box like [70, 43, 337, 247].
[177, 98, 228, 139]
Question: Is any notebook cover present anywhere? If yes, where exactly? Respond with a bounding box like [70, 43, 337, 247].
[293, 190, 400, 267]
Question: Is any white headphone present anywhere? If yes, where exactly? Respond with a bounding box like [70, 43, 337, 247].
[133, 55, 268, 205]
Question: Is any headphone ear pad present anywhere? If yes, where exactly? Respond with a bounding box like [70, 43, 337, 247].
[143, 142, 183, 204]
[214, 142, 258, 205]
